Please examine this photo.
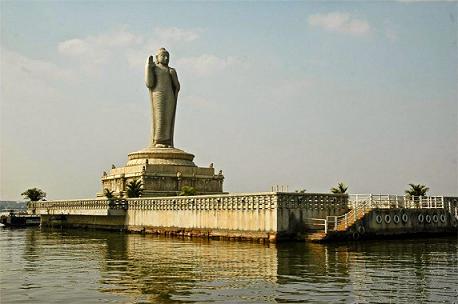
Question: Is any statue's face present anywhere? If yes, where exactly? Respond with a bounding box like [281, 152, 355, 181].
[157, 52, 169, 65]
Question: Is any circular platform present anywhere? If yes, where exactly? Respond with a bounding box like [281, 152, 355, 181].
[127, 147, 196, 166]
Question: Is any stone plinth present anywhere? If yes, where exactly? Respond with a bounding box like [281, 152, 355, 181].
[99, 147, 224, 197]
[127, 147, 196, 166]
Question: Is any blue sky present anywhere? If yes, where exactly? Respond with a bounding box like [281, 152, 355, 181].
[1, 1, 457, 200]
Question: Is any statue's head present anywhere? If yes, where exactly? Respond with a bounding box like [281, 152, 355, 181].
[156, 48, 170, 65]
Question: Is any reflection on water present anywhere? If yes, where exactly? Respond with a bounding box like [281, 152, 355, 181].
[0, 228, 456, 303]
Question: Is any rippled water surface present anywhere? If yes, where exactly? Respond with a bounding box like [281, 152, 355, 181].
[0, 228, 457, 303]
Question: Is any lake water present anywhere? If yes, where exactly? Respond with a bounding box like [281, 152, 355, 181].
[0, 227, 457, 303]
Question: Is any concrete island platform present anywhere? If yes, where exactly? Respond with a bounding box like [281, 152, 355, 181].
[28, 193, 458, 242]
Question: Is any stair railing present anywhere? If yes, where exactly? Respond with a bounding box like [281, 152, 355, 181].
[307, 218, 328, 234]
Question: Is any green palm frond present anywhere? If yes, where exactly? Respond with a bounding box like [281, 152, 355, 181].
[330, 182, 348, 194]
[126, 179, 143, 198]
[104, 188, 115, 199]
[405, 183, 429, 198]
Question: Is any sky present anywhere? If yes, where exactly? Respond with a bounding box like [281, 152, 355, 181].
[1, 1, 457, 201]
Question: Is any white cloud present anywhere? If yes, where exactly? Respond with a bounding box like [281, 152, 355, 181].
[58, 39, 91, 56]
[153, 27, 201, 43]
[58, 26, 203, 69]
[57, 27, 143, 65]
[308, 12, 371, 36]
[176, 54, 240, 77]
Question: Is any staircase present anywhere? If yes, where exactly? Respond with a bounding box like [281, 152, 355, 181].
[306, 207, 372, 242]
[334, 207, 372, 231]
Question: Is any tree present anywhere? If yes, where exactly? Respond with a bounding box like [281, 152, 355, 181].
[179, 186, 197, 196]
[126, 180, 143, 198]
[21, 188, 46, 201]
[104, 188, 115, 200]
[295, 189, 307, 193]
[330, 182, 348, 194]
[405, 183, 429, 198]
[104, 188, 116, 208]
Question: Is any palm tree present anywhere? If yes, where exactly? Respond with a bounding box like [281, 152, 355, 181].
[405, 183, 429, 198]
[179, 186, 197, 196]
[21, 188, 46, 201]
[104, 188, 115, 199]
[126, 180, 143, 198]
[295, 189, 307, 193]
[330, 182, 348, 194]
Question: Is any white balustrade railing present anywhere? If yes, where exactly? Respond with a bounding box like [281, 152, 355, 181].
[348, 194, 444, 209]
[28, 193, 279, 212]
[28, 192, 350, 213]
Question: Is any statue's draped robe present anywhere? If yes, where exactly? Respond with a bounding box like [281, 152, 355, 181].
[150, 66, 177, 147]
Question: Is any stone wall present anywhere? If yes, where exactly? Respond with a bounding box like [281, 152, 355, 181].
[29, 192, 348, 241]
[277, 193, 348, 234]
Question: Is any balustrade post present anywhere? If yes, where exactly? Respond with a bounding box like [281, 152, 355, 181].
[325, 219, 328, 234]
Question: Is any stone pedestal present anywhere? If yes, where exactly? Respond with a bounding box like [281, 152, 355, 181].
[99, 147, 224, 197]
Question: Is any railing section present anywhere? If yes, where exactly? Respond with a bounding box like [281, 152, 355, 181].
[126, 193, 278, 211]
[309, 194, 451, 233]
[28, 193, 280, 212]
[349, 194, 445, 209]
[28, 192, 348, 213]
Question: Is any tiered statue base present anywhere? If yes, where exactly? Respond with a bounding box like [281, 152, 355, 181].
[99, 147, 224, 197]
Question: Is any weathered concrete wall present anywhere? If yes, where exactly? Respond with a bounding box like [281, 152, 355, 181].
[277, 193, 348, 235]
[365, 209, 456, 234]
[326, 207, 458, 241]
[41, 214, 125, 230]
[125, 193, 277, 231]
[29, 192, 349, 241]
[29, 194, 458, 242]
